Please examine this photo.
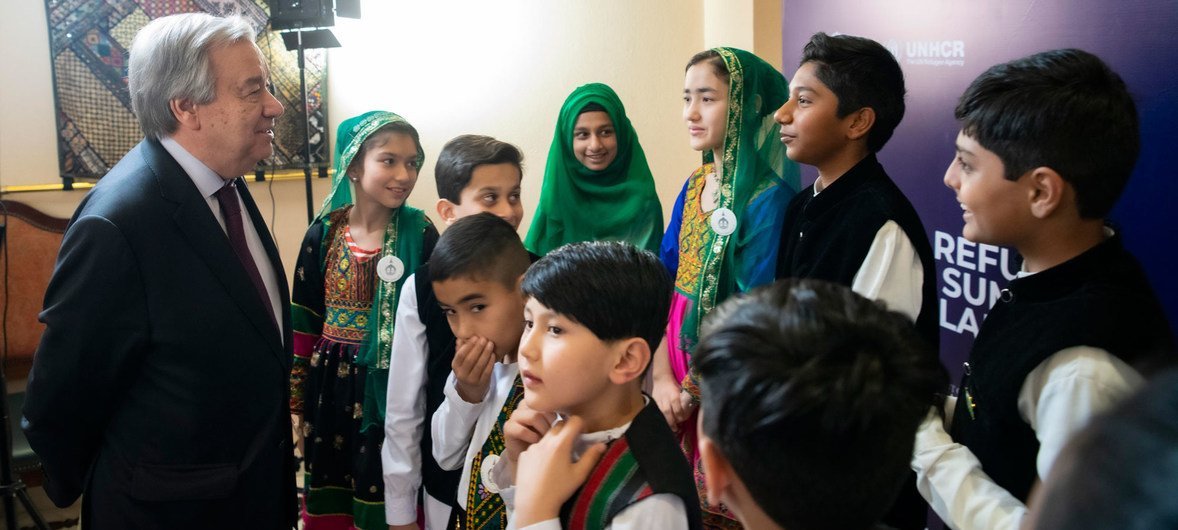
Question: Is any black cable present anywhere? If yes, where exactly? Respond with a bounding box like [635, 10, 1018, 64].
[1, 199, 9, 369]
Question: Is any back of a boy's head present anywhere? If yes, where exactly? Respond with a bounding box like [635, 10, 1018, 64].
[520, 241, 671, 354]
[800, 32, 906, 153]
[695, 279, 945, 530]
[956, 48, 1138, 219]
[435, 134, 524, 203]
[1031, 369, 1178, 530]
[429, 212, 529, 288]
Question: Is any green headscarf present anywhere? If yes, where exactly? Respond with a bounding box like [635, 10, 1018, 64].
[319, 111, 426, 217]
[524, 83, 663, 255]
[681, 48, 801, 356]
[320, 110, 429, 433]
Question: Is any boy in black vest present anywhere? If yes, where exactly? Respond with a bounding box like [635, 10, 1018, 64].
[913, 49, 1175, 530]
[497, 242, 702, 529]
[772, 32, 938, 528]
[773, 32, 937, 351]
[382, 135, 526, 529]
[429, 213, 534, 530]
[693, 279, 945, 530]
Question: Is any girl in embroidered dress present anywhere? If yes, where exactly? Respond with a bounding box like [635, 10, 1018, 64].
[651, 49, 800, 529]
[291, 111, 438, 530]
[524, 82, 663, 255]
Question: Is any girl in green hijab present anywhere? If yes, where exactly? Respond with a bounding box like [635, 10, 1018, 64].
[654, 49, 801, 530]
[524, 83, 663, 255]
[290, 111, 437, 530]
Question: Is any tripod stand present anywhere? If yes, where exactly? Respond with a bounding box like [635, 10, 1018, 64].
[280, 28, 339, 224]
[0, 218, 50, 529]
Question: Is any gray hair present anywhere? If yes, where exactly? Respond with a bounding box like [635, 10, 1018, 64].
[128, 13, 257, 139]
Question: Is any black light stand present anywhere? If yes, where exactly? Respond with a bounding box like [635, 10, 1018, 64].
[280, 29, 340, 224]
[267, 0, 359, 222]
[0, 217, 50, 530]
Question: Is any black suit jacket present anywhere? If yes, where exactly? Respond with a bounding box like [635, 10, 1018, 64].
[23, 139, 297, 529]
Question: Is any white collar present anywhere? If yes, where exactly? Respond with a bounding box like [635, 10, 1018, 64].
[562, 396, 649, 459]
[160, 136, 233, 198]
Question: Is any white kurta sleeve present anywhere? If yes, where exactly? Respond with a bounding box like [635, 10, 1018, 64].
[1018, 345, 1144, 481]
[914, 346, 1144, 530]
[851, 220, 924, 321]
[912, 403, 1027, 530]
[382, 277, 429, 525]
[432, 371, 488, 471]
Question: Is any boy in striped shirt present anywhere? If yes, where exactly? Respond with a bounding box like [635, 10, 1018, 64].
[496, 242, 702, 530]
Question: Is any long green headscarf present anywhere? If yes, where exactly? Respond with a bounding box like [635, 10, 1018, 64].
[320, 110, 429, 433]
[681, 48, 801, 355]
[524, 83, 663, 255]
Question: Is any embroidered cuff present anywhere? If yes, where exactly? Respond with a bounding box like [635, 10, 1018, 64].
[681, 371, 702, 405]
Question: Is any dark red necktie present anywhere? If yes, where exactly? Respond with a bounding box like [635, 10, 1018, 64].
[214, 180, 275, 328]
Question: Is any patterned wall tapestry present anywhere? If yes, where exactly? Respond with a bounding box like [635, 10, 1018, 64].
[43, 0, 328, 181]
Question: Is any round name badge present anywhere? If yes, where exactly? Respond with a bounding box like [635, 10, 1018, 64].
[710, 207, 737, 236]
[480, 454, 502, 493]
[377, 255, 405, 283]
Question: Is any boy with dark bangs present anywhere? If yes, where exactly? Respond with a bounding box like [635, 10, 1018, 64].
[913, 49, 1175, 530]
[773, 32, 938, 350]
[428, 213, 532, 529]
[498, 242, 702, 529]
[772, 31, 939, 529]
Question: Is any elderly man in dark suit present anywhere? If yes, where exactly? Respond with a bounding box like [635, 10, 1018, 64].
[22, 12, 295, 528]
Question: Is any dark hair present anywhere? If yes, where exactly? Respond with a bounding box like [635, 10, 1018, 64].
[955, 48, 1138, 218]
[578, 102, 607, 115]
[1032, 369, 1178, 530]
[685, 49, 730, 85]
[800, 32, 906, 153]
[347, 121, 422, 177]
[434, 135, 524, 203]
[428, 213, 530, 288]
[695, 279, 946, 530]
[521, 241, 671, 360]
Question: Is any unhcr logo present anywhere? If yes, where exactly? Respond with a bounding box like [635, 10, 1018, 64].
[882, 38, 966, 67]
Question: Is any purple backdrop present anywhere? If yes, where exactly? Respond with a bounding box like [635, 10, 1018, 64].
[782, 0, 1178, 382]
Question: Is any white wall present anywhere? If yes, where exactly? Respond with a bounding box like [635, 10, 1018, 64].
[1, 0, 782, 280]
[0, 0, 58, 190]
[326, 1, 704, 234]
[704, 0, 755, 51]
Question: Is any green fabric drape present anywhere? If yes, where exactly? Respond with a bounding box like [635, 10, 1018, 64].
[679, 48, 801, 356]
[319, 110, 428, 433]
[524, 83, 663, 255]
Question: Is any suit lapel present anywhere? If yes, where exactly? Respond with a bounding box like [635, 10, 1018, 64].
[143, 140, 286, 362]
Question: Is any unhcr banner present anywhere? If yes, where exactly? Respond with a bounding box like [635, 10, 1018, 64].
[782, 0, 1178, 381]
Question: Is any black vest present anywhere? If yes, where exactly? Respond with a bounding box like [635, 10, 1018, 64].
[413, 263, 464, 505]
[949, 233, 1174, 501]
[775, 155, 938, 529]
[775, 154, 938, 351]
